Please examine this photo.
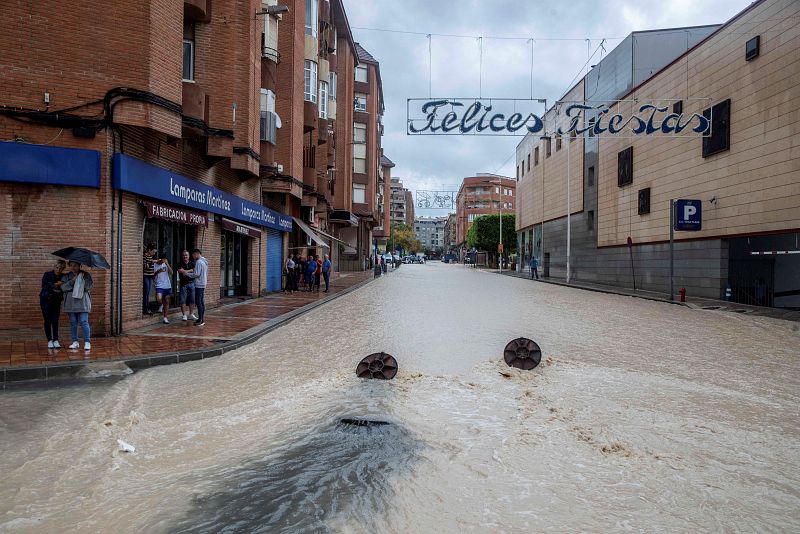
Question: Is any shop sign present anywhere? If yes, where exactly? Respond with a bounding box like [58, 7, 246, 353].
[0, 141, 101, 187]
[221, 218, 260, 238]
[144, 201, 208, 227]
[407, 98, 711, 137]
[113, 154, 293, 232]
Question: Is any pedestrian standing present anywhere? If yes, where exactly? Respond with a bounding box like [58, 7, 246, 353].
[180, 248, 207, 326]
[41, 260, 66, 349]
[177, 250, 197, 321]
[284, 254, 295, 293]
[61, 261, 93, 350]
[314, 255, 322, 292]
[307, 256, 318, 292]
[322, 254, 331, 293]
[153, 252, 173, 324]
[142, 242, 156, 315]
[530, 256, 539, 280]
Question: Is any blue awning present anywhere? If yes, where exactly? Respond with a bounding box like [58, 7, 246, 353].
[0, 141, 101, 188]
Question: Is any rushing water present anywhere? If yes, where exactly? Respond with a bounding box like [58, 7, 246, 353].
[1, 263, 799, 532]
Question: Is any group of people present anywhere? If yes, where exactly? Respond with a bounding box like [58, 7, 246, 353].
[40, 259, 94, 350]
[142, 244, 208, 326]
[284, 253, 331, 294]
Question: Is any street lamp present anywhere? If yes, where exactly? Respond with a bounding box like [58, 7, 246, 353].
[482, 176, 508, 274]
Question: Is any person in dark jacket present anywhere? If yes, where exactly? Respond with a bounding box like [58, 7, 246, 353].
[41, 260, 66, 349]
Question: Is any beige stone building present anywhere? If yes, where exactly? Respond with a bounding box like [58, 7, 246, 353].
[516, 0, 799, 307]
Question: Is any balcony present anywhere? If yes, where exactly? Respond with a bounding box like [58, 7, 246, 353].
[260, 111, 277, 145]
[184, 0, 210, 22]
[262, 46, 281, 64]
[303, 101, 317, 132]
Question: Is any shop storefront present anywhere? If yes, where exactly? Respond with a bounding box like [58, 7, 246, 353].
[112, 154, 292, 328]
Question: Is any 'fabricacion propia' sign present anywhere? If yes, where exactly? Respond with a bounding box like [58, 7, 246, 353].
[406, 98, 712, 137]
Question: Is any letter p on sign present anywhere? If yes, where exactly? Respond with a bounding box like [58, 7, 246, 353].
[684, 205, 697, 220]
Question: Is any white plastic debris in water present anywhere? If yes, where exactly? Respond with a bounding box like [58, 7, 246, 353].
[117, 439, 136, 453]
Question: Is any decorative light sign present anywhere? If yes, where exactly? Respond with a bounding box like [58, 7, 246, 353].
[416, 190, 456, 209]
[407, 98, 712, 137]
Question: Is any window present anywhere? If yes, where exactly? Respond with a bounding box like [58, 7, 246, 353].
[319, 80, 328, 118]
[304, 60, 317, 102]
[570, 129, 577, 141]
[702, 99, 731, 158]
[588, 117, 596, 137]
[355, 65, 368, 83]
[468, 213, 476, 222]
[587, 166, 595, 187]
[353, 183, 366, 204]
[353, 122, 367, 173]
[331, 25, 337, 54]
[672, 100, 683, 115]
[587, 210, 594, 230]
[527, 153, 530, 170]
[354, 92, 367, 112]
[746, 35, 760, 61]
[495, 187, 500, 194]
[556, 134, 562, 151]
[545, 137, 552, 157]
[521, 161, 525, 175]
[638, 188, 651, 215]
[516, 165, 519, 179]
[305, 0, 318, 37]
[534, 147, 539, 165]
[618, 146, 633, 187]
[182, 39, 194, 81]
[260, 88, 275, 113]
[329, 72, 337, 100]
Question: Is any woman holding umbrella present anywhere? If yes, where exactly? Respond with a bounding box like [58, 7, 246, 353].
[59, 261, 95, 351]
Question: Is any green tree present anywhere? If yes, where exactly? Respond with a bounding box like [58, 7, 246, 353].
[389, 223, 419, 254]
[466, 213, 516, 254]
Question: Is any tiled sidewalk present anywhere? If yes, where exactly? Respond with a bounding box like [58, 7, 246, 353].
[496, 269, 800, 322]
[0, 271, 374, 374]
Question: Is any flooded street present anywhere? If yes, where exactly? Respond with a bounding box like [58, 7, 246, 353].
[1, 262, 799, 532]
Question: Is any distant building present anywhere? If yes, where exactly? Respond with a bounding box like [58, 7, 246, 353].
[456, 174, 516, 256]
[415, 216, 448, 253]
[389, 177, 413, 226]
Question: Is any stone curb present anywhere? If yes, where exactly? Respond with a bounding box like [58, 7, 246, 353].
[1, 276, 375, 387]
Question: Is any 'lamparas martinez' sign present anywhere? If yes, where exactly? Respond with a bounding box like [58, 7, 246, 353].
[406, 98, 712, 137]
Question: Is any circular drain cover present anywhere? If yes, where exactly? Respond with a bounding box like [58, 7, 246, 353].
[356, 352, 398, 379]
[503, 338, 542, 370]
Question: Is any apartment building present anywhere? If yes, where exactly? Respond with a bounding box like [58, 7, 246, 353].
[443, 213, 458, 254]
[415, 217, 448, 254]
[456, 174, 516, 252]
[0, 0, 294, 334]
[374, 152, 396, 252]
[516, 0, 800, 306]
[389, 178, 414, 226]
[0, 0, 391, 336]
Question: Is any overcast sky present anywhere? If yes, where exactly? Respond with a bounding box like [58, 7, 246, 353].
[342, 0, 753, 214]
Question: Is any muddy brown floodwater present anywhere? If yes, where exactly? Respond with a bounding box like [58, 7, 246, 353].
[1, 263, 799, 532]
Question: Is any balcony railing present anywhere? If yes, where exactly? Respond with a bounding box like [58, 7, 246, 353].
[262, 46, 281, 64]
[260, 111, 277, 144]
[303, 144, 315, 168]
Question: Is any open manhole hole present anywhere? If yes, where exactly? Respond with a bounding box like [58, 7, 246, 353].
[356, 352, 398, 380]
[340, 418, 392, 427]
[503, 337, 542, 370]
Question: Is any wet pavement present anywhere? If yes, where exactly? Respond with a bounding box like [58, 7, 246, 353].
[1, 262, 798, 532]
[0, 271, 373, 372]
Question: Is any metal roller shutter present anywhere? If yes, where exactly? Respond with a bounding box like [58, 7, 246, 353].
[266, 229, 283, 292]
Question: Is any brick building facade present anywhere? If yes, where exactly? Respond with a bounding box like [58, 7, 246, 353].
[455, 174, 516, 254]
[0, 0, 389, 337]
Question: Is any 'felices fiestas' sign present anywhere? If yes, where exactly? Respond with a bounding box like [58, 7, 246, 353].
[406, 98, 711, 137]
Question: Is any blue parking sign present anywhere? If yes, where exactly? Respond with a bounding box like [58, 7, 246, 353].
[675, 199, 702, 231]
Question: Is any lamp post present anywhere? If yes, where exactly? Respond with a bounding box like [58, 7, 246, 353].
[482, 176, 507, 274]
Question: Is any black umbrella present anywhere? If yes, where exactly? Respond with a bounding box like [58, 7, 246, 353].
[52, 247, 111, 269]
